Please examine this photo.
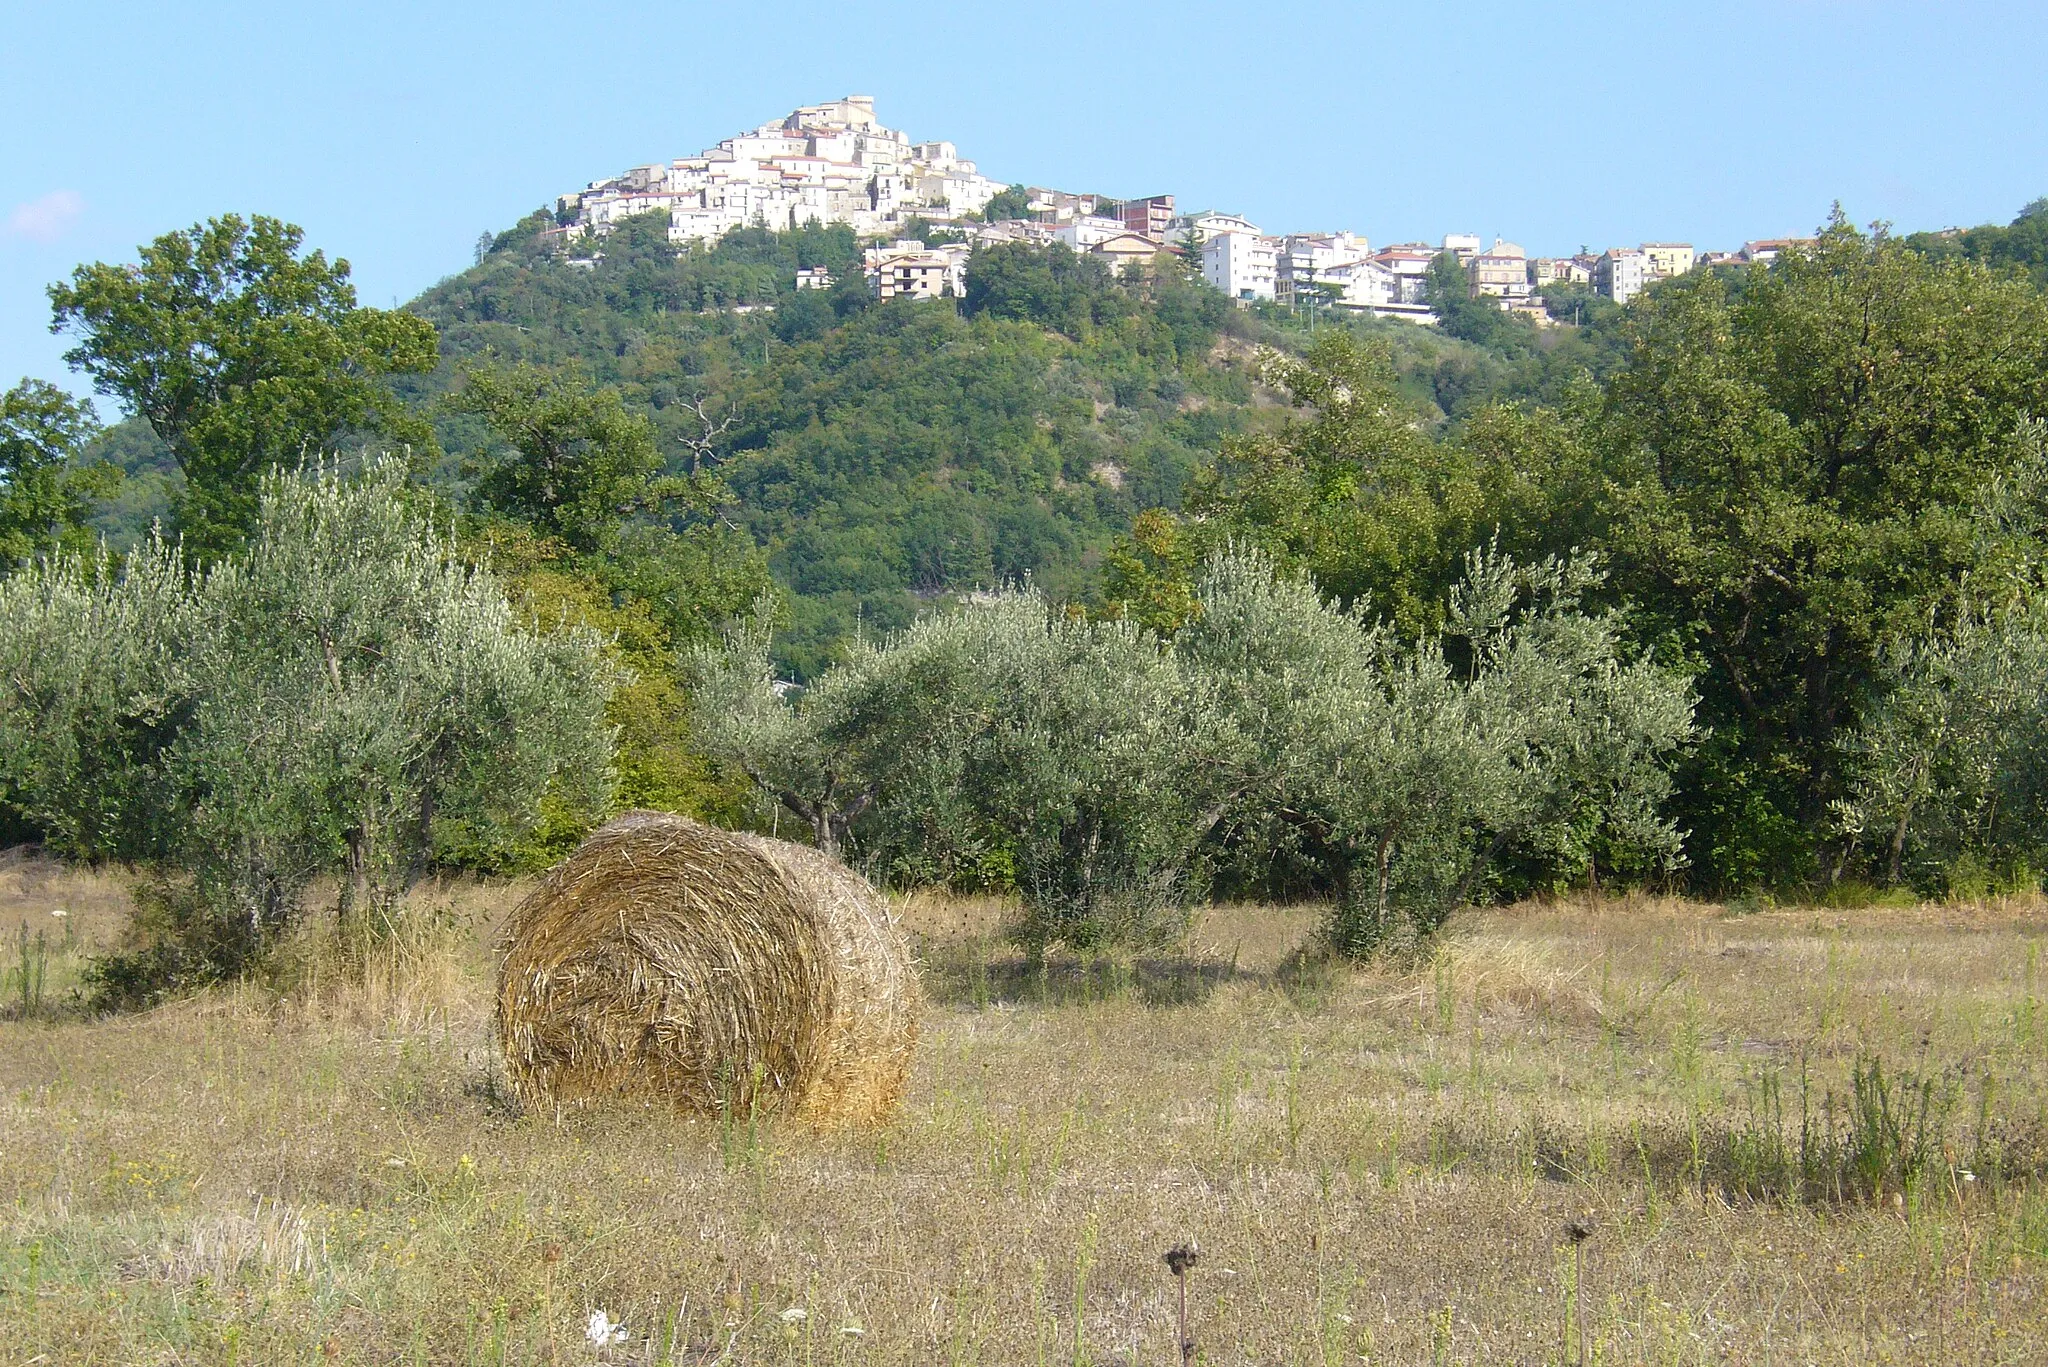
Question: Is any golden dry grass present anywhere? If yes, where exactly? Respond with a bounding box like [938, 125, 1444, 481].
[1, 861, 2045, 1364]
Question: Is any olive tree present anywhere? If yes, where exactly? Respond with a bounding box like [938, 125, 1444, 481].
[0, 536, 194, 861]
[691, 588, 1193, 947]
[0, 460, 617, 984]
[177, 463, 618, 933]
[1832, 598, 2048, 893]
[1832, 418, 2048, 892]
[694, 547, 1692, 958]
[1180, 546, 1695, 956]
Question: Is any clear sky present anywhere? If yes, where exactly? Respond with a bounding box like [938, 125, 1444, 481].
[4, 0, 2044, 405]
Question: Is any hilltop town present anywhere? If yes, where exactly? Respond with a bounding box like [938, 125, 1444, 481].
[556, 95, 1812, 319]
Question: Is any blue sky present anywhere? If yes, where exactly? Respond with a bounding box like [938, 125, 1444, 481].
[4, 0, 2044, 406]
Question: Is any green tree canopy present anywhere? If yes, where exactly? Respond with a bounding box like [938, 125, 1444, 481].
[1904, 195, 2048, 289]
[1104, 332, 1601, 637]
[451, 359, 689, 554]
[0, 379, 118, 562]
[48, 214, 439, 558]
[1593, 213, 2048, 885]
[981, 184, 1033, 222]
[963, 241, 1123, 334]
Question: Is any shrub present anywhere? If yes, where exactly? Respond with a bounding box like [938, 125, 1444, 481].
[1180, 545, 1696, 957]
[0, 460, 618, 992]
[692, 588, 1195, 951]
[696, 546, 1695, 957]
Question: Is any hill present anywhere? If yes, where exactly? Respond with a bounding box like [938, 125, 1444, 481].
[399, 214, 1264, 670]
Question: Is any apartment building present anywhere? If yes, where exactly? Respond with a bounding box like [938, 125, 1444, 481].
[1027, 188, 1100, 222]
[1202, 228, 1278, 300]
[864, 240, 970, 300]
[1595, 246, 1651, 305]
[975, 219, 1059, 247]
[1641, 242, 1695, 279]
[1530, 257, 1591, 286]
[1174, 211, 1261, 245]
[1276, 231, 1371, 303]
[1053, 215, 1129, 249]
[1373, 245, 1436, 306]
[1115, 194, 1175, 240]
[1468, 238, 1530, 297]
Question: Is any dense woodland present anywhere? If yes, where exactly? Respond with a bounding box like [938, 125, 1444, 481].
[3, 196, 2048, 998]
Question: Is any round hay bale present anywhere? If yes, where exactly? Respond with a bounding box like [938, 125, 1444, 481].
[495, 811, 918, 1126]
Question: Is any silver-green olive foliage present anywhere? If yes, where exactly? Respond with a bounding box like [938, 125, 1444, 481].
[1833, 419, 2048, 892]
[0, 461, 616, 963]
[695, 547, 1695, 956]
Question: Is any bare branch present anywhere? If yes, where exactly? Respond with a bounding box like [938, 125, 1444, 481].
[678, 395, 740, 476]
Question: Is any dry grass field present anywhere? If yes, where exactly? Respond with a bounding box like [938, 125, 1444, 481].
[2, 855, 2046, 1364]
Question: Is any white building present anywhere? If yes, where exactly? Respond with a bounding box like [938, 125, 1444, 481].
[1442, 232, 1482, 262]
[1741, 238, 1812, 264]
[1531, 257, 1591, 287]
[1174, 211, 1261, 245]
[561, 96, 1005, 246]
[1595, 247, 1651, 305]
[794, 266, 836, 290]
[1372, 245, 1436, 306]
[1202, 228, 1278, 301]
[975, 219, 1060, 248]
[1053, 215, 1129, 249]
[975, 219, 1058, 247]
[1027, 188, 1101, 222]
[1328, 258, 1395, 308]
[1276, 232, 1372, 303]
[864, 240, 970, 301]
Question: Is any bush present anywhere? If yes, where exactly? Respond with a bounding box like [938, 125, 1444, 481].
[695, 545, 1696, 957]
[0, 460, 618, 992]
[1180, 546, 1696, 957]
[692, 588, 1195, 951]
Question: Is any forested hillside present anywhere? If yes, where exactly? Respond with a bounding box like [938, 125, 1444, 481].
[406, 213, 1265, 669]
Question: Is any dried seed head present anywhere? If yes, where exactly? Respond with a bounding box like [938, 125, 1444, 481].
[1164, 1241, 1200, 1277]
[1562, 1218, 1595, 1245]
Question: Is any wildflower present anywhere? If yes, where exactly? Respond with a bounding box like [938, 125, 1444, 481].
[838, 1323, 866, 1337]
[50, 908, 67, 918]
[1961, 1169, 1976, 1183]
[586, 1310, 628, 1345]
[780, 1306, 808, 1324]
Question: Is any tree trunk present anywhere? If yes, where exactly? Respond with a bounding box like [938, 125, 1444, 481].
[342, 825, 369, 931]
[1886, 807, 1912, 885]
[1375, 827, 1396, 938]
[403, 782, 438, 893]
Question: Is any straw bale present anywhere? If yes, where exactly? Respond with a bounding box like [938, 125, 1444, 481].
[495, 811, 918, 1126]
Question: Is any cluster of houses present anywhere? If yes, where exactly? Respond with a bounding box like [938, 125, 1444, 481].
[558, 97, 1812, 320]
